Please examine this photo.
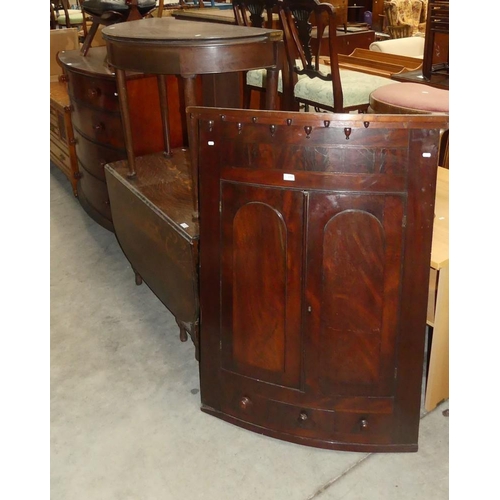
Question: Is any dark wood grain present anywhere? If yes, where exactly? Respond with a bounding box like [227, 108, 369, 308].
[190, 106, 448, 452]
[57, 47, 188, 231]
[105, 150, 200, 355]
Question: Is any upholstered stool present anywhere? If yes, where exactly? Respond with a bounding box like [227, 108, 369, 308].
[369, 82, 449, 168]
[369, 82, 449, 114]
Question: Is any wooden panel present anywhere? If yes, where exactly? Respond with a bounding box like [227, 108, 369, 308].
[105, 151, 199, 328]
[194, 107, 448, 451]
[220, 183, 304, 388]
[306, 193, 404, 397]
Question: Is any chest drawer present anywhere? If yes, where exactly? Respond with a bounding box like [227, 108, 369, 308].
[50, 105, 67, 143]
[78, 169, 111, 221]
[75, 130, 125, 181]
[50, 137, 71, 176]
[67, 71, 120, 112]
[71, 101, 125, 149]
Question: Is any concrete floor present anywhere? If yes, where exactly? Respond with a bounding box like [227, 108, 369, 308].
[50, 162, 449, 500]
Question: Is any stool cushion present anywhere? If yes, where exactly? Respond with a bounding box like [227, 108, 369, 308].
[370, 82, 449, 113]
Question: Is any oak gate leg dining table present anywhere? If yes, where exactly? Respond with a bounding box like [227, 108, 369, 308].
[100, 17, 283, 357]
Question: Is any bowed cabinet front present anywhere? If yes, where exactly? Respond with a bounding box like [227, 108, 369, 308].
[193, 107, 448, 452]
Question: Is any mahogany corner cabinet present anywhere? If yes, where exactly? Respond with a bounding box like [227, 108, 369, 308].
[190, 107, 449, 452]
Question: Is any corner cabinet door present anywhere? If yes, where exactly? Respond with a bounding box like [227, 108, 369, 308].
[218, 182, 305, 389]
[304, 191, 405, 398]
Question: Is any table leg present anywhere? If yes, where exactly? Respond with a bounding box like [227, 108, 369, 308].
[116, 68, 136, 178]
[265, 41, 281, 111]
[182, 75, 200, 222]
[157, 74, 172, 157]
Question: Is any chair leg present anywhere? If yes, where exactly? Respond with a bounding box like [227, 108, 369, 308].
[80, 21, 99, 56]
[243, 85, 252, 109]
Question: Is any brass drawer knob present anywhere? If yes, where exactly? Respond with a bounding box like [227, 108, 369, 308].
[93, 123, 105, 133]
[88, 88, 101, 98]
[239, 396, 252, 410]
[360, 419, 368, 430]
[298, 411, 308, 422]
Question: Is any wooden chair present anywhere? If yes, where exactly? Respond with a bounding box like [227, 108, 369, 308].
[80, 0, 156, 55]
[279, 0, 395, 113]
[52, 1, 89, 39]
[232, 0, 287, 109]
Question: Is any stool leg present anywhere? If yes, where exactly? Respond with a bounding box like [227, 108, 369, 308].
[116, 68, 136, 178]
[157, 75, 172, 158]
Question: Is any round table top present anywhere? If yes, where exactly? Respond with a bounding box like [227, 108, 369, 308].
[102, 16, 282, 44]
[101, 17, 283, 76]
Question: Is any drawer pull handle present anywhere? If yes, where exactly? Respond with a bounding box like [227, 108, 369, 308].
[88, 88, 101, 98]
[93, 123, 105, 133]
[239, 396, 252, 410]
[298, 411, 308, 422]
[360, 419, 368, 430]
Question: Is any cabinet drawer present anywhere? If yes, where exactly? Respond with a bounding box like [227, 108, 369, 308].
[50, 138, 71, 176]
[333, 411, 393, 445]
[222, 388, 393, 445]
[222, 389, 336, 440]
[78, 169, 111, 221]
[71, 101, 124, 149]
[50, 106, 68, 144]
[67, 72, 120, 112]
[75, 130, 125, 181]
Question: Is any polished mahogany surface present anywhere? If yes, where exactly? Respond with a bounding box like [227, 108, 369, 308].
[101, 16, 282, 345]
[102, 17, 283, 76]
[191, 106, 448, 452]
[57, 46, 186, 231]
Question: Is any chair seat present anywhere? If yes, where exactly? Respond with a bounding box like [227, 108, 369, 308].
[246, 69, 284, 93]
[81, 0, 156, 16]
[246, 60, 331, 94]
[57, 9, 85, 25]
[369, 82, 449, 114]
[294, 69, 395, 110]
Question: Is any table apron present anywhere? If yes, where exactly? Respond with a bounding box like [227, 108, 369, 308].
[105, 40, 280, 76]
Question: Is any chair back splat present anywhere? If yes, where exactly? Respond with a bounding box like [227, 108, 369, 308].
[279, 0, 395, 113]
[232, 0, 288, 110]
[232, 0, 276, 28]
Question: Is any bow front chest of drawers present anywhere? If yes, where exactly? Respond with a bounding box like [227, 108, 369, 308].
[57, 46, 183, 231]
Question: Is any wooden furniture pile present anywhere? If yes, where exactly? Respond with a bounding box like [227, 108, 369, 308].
[50, 5, 450, 451]
[101, 17, 282, 352]
[56, 47, 173, 231]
